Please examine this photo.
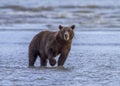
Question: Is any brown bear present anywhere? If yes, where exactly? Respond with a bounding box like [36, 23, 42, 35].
[28, 25, 75, 68]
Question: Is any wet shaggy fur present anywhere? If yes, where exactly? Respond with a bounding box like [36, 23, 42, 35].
[28, 25, 75, 67]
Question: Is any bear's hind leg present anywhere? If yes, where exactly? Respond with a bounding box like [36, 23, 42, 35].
[38, 54, 47, 67]
[29, 52, 37, 67]
[40, 58, 47, 67]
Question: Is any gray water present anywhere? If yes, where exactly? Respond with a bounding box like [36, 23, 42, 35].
[0, 0, 120, 86]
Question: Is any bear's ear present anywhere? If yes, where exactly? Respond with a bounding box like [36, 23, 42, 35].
[71, 25, 75, 30]
[59, 25, 63, 30]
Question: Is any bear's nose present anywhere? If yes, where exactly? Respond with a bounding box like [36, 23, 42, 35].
[65, 34, 67, 38]
[64, 31, 69, 40]
[64, 34, 69, 40]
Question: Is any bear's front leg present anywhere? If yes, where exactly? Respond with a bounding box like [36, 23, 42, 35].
[48, 55, 56, 66]
[47, 50, 57, 66]
[58, 48, 70, 67]
[49, 59, 56, 66]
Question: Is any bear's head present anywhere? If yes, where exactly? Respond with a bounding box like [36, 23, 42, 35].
[58, 25, 75, 41]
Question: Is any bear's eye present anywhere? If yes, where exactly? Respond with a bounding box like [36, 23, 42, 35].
[68, 29, 71, 32]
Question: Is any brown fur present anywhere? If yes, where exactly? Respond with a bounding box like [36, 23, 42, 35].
[28, 25, 75, 67]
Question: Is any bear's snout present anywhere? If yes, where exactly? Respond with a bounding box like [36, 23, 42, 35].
[64, 31, 69, 40]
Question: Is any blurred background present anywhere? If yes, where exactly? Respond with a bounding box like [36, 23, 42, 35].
[0, 0, 120, 31]
[0, 0, 120, 86]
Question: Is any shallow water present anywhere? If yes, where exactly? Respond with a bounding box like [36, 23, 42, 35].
[0, 0, 120, 86]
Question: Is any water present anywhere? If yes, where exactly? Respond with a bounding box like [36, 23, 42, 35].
[0, 0, 120, 86]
